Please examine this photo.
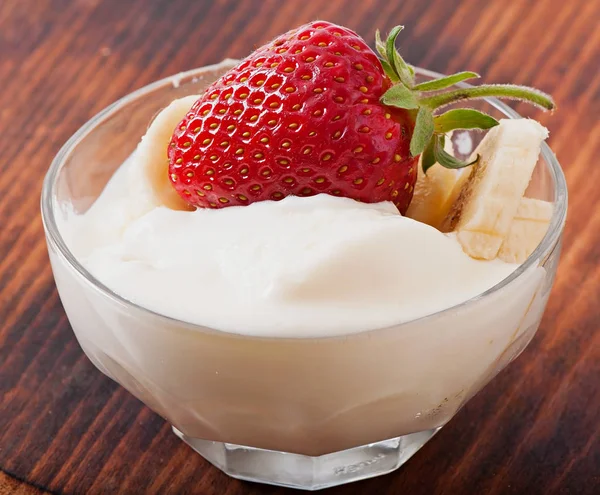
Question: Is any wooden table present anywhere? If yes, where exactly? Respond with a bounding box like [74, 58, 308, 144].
[0, 0, 598, 493]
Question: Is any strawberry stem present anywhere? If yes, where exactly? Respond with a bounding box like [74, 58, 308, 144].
[413, 71, 480, 92]
[419, 84, 556, 111]
[376, 25, 556, 171]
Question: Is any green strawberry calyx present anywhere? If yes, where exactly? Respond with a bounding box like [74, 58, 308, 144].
[376, 26, 556, 173]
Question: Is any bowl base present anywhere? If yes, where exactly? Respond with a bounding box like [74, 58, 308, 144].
[172, 426, 439, 491]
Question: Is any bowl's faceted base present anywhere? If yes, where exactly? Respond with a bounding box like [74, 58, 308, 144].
[173, 426, 439, 491]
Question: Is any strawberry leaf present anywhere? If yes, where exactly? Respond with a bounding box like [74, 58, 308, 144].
[434, 109, 499, 133]
[421, 137, 436, 174]
[375, 29, 387, 59]
[413, 71, 480, 92]
[381, 84, 419, 109]
[410, 107, 434, 156]
[434, 135, 479, 169]
[379, 58, 400, 83]
[384, 25, 414, 87]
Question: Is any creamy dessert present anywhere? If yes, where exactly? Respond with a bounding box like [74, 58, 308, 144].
[61, 113, 548, 339]
[45, 20, 563, 489]
[62, 152, 518, 337]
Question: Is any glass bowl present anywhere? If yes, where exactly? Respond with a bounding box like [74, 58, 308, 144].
[41, 61, 567, 491]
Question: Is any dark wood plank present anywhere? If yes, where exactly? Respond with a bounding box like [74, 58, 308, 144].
[0, 0, 598, 493]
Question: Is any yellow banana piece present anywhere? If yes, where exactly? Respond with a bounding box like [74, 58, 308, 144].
[405, 133, 472, 231]
[447, 119, 549, 260]
[498, 197, 553, 263]
[139, 95, 199, 211]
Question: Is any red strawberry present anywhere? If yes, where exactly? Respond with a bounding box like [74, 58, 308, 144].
[168, 21, 555, 214]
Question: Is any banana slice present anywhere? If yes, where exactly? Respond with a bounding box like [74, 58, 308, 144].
[138, 95, 199, 211]
[498, 198, 553, 263]
[447, 119, 549, 260]
[405, 133, 472, 231]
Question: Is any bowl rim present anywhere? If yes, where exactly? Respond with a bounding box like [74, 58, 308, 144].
[40, 61, 568, 340]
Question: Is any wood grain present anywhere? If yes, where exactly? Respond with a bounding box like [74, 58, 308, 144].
[0, 0, 598, 493]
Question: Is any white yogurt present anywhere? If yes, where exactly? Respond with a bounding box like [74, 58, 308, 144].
[61, 145, 518, 338]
